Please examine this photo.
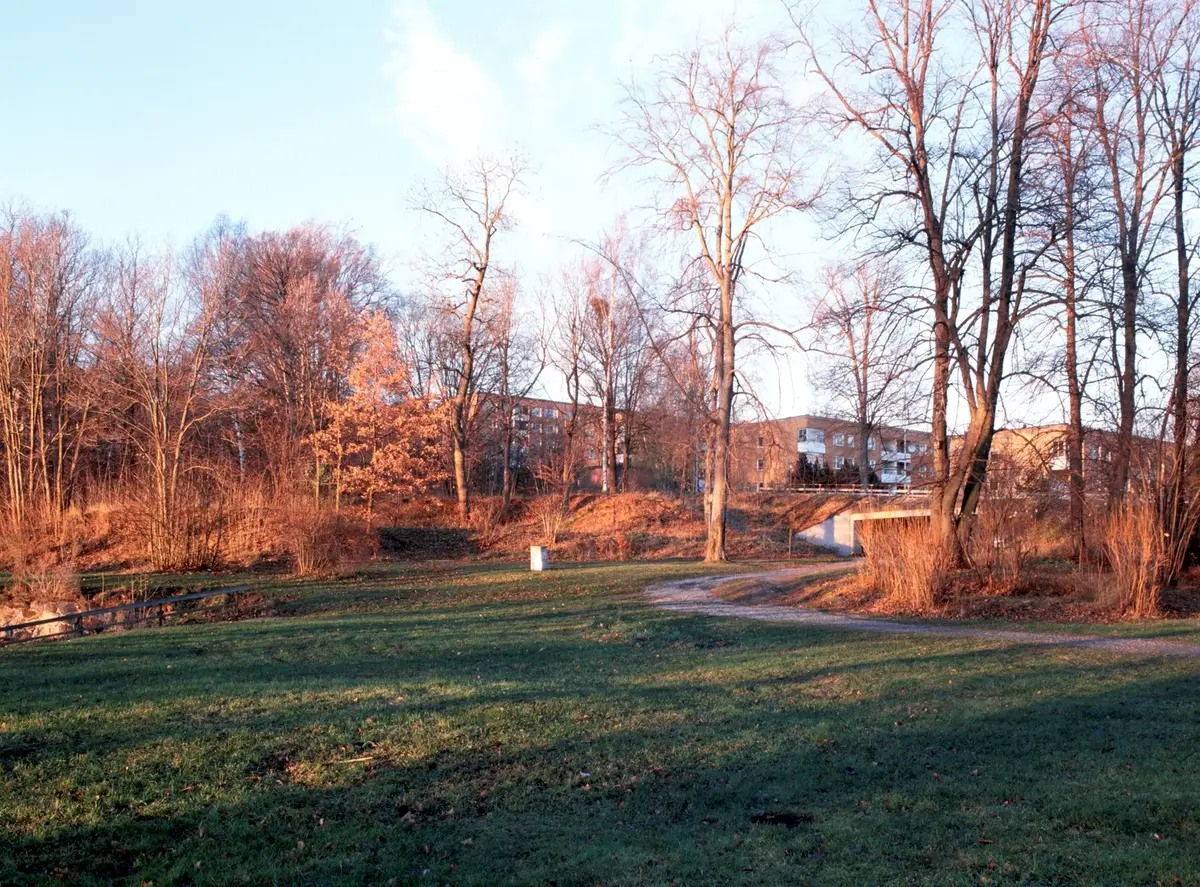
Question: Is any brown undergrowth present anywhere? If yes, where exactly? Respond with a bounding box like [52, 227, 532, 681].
[718, 558, 1200, 624]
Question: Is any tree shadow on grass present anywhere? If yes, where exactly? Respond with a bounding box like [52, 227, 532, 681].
[3, 665, 1199, 886]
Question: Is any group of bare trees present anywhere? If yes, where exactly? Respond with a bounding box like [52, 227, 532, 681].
[8, 0, 1200, 580]
[0, 208, 447, 569]
[787, 0, 1200, 588]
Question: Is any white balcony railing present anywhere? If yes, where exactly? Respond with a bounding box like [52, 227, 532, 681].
[798, 440, 826, 456]
[880, 450, 907, 463]
[878, 471, 911, 485]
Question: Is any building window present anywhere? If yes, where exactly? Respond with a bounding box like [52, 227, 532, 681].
[834, 456, 844, 469]
[847, 434, 855, 448]
[867, 436, 875, 451]
[832, 432, 845, 446]
[798, 428, 825, 443]
[757, 435, 764, 448]
[545, 408, 556, 418]
[756, 458, 765, 471]
[868, 459, 876, 469]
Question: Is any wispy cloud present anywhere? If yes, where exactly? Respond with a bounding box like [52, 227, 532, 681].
[382, 1, 507, 163]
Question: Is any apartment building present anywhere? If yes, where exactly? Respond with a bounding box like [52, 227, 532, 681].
[478, 396, 662, 492]
[732, 415, 933, 490]
[983, 424, 1158, 492]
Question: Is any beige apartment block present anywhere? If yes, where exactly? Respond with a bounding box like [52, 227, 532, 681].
[731, 415, 933, 490]
[982, 424, 1159, 493]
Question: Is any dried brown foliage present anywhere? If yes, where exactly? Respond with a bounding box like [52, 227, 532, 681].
[858, 519, 953, 612]
[281, 507, 375, 578]
[1102, 502, 1165, 617]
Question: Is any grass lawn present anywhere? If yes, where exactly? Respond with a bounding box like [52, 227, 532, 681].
[3, 560, 1200, 886]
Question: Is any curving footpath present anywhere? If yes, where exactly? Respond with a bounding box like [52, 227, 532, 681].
[646, 564, 1200, 659]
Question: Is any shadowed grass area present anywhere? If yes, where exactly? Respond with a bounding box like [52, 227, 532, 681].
[3, 561, 1200, 885]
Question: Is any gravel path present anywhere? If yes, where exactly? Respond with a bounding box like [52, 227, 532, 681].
[646, 564, 1200, 659]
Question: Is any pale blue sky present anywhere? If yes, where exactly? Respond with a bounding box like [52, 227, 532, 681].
[1, 1, 781, 254]
[0, 0, 820, 413]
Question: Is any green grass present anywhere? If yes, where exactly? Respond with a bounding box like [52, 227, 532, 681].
[3, 561, 1200, 886]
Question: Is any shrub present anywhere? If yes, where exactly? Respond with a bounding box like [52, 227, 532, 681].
[858, 518, 952, 611]
[282, 508, 375, 577]
[470, 498, 505, 549]
[531, 496, 567, 545]
[964, 498, 1034, 594]
[18, 554, 82, 604]
[0, 526, 82, 605]
[1102, 502, 1164, 617]
[221, 483, 273, 566]
[130, 480, 227, 572]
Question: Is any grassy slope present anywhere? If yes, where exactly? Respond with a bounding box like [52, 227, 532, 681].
[2, 561, 1200, 886]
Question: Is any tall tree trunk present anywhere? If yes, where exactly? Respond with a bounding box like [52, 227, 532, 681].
[1064, 205, 1086, 562]
[453, 430, 469, 524]
[501, 424, 513, 517]
[930, 288, 955, 550]
[705, 286, 735, 563]
[1110, 256, 1139, 506]
[1167, 146, 1190, 585]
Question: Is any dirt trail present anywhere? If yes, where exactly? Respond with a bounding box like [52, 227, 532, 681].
[646, 564, 1200, 658]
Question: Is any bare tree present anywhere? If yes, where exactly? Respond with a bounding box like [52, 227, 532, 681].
[543, 263, 590, 507]
[97, 240, 225, 570]
[486, 277, 544, 516]
[1041, 53, 1101, 560]
[412, 154, 527, 523]
[800, 0, 1063, 555]
[233, 225, 385, 500]
[808, 260, 921, 490]
[612, 28, 818, 561]
[0, 208, 99, 530]
[1148, 0, 1200, 577]
[581, 223, 660, 494]
[1082, 0, 1181, 505]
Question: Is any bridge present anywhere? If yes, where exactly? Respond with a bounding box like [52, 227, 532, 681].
[796, 507, 931, 556]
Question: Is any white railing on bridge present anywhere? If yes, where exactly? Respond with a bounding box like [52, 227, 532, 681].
[757, 485, 930, 496]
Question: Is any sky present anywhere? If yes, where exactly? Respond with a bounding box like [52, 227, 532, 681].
[0, 0, 931, 422]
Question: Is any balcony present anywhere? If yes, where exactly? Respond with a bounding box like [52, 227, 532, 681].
[797, 440, 826, 456]
[878, 470, 911, 485]
[880, 450, 907, 463]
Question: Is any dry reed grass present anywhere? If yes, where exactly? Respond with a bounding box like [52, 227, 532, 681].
[858, 518, 952, 611]
[1102, 501, 1165, 617]
[964, 499, 1034, 594]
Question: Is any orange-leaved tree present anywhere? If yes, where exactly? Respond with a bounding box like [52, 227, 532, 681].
[310, 311, 445, 521]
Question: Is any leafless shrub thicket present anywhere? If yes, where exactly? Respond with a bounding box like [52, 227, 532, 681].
[282, 508, 375, 578]
[532, 496, 567, 545]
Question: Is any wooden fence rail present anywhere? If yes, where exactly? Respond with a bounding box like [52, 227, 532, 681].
[0, 585, 253, 646]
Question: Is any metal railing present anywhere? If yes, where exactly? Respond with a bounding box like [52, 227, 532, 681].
[0, 584, 253, 646]
[753, 485, 931, 496]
